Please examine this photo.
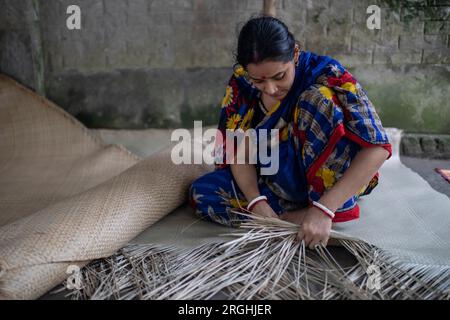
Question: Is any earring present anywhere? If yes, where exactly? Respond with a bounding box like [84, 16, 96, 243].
[294, 47, 300, 67]
[233, 64, 247, 78]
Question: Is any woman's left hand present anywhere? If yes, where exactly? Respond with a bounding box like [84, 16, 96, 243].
[297, 206, 333, 249]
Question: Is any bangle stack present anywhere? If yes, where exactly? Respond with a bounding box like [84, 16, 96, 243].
[312, 201, 335, 219]
[247, 195, 268, 212]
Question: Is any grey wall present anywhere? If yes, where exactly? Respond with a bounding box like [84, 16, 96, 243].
[0, 1, 39, 93]
[1, 0, 449, 133]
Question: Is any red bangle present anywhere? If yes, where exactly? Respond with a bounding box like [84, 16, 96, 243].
[311, 201, 335, 219]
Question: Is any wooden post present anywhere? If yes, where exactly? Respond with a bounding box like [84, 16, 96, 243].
[29, 0, 46, 96]
[263, 0, 277, 17]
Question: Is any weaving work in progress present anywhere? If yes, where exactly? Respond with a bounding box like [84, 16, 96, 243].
[0, 74, 449, 300]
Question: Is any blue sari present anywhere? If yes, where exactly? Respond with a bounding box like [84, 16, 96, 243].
[189, 51, 392, 227]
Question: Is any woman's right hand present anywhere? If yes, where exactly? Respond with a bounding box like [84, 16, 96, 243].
[250, 201, 279, 219]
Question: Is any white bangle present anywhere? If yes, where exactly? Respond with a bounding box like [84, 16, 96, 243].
[247, 195, 268, 211]
[312, 201, 335, 219]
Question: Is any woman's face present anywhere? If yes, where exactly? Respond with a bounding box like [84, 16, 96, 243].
[246, 58, 297, 101]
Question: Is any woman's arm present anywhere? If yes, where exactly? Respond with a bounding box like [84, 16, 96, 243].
[230, 163, 260, 202]
[297, 146, 390, 249]
[317, 146, 390, 213]
[230, 136, 259, 200]
[230, 137, 279, 218]
[231, 163, 279, 218]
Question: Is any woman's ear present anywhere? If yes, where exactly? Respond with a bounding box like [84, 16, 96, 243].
[294, 44, 300, 64]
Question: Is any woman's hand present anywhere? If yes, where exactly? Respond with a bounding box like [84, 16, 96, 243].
[251, 201, 279, 219]
[298, 206, 333, 249]
[281, 207, 333, 248]
[279, 209, 307, 225]
[281, 206, 332, 248]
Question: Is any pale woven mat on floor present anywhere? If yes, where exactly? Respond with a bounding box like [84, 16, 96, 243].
[131, 153, 450, 268]
[0, 75, 210, 299]
[109, 127, 450, 267]
[98, 130, 450, 298]
[332, 158, 450, 267]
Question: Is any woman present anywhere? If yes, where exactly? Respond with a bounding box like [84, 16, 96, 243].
[189, 16, 392, 249]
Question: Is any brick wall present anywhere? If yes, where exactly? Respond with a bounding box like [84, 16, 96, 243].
[0, 0, 449, 132]
[40, 0, 255, 72]
[0, 0, 36, 89]
[38, 0, 450, 72]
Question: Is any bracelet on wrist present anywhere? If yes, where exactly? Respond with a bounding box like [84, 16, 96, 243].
[312, 201, 335, 219]
[247, 195, 268, 212]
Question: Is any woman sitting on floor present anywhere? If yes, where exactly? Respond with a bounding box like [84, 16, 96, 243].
[189, 16, 392, 249]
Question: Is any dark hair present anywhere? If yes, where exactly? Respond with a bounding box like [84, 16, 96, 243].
[236, 16, 296, 68]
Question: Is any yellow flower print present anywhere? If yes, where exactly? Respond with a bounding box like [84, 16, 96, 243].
[358, 184, 368, 196]
[315, 167, 336, 189]
[221, 85, 233, 108]
[233, 65, 246, 77]
[341, 82, 357, 94]
[280, 126, 289, 142]
[319, 86, 334, 100]
[239, 109, 254, 131]
[226, 114, 242, 130]
[229, 197, 247, 209]
[293, 106, 300, 125]
[216, 187, 248, 209]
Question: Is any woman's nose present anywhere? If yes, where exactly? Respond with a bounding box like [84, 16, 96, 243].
[264, 82, 278, 95]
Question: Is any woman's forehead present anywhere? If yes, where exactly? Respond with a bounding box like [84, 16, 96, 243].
[246, 60, 290, 79]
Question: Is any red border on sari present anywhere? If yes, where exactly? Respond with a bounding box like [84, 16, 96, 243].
[332, 204, 360, 223]
[304, 122, 393, 223]
[306, 123, 346, 184]
[345, 129, 393, 160]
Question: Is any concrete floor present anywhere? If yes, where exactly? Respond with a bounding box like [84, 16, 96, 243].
[400, 156, 450, 198]
[39, 128, 449, 299]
